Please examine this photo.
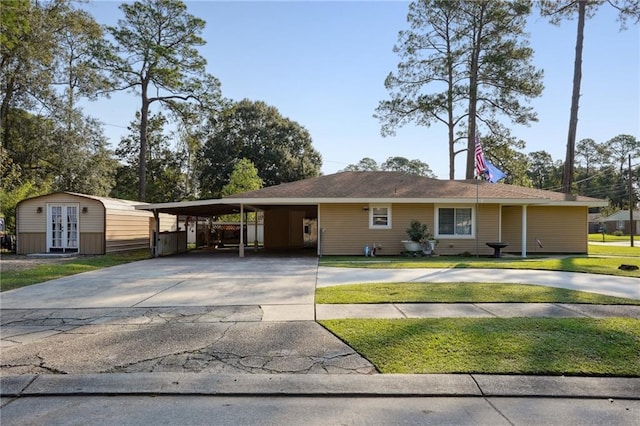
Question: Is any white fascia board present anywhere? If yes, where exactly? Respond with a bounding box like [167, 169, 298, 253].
[227, 197, 552, 205]
[135, 199, 227, 210]
[545, 200, 609, 208]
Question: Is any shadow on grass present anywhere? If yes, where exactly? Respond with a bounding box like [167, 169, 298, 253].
[320, 317, 640, 376]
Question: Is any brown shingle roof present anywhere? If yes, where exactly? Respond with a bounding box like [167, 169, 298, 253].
[226, 171, 605, 204]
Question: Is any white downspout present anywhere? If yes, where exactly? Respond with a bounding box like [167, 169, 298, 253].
[521, 205, 527, 258]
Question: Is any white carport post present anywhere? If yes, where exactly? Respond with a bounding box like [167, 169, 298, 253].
[239, 203, 245, 257]
[521, 205, 527, 258]
[254, 208, 259, 252]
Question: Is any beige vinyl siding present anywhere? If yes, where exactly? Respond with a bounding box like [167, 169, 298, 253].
[17, 194, 106, 254]
[80, 232, 105, 255]
[16, 192, 163, 255]
[105, 210, 152, 253]
[501, 206, 522, 252]
[16, 233, 45, 254]
[321, 203, 434, 255]
[526, 206, 587, 253]
[502, 206, 588, 254]
[158, 213, 177, 232]
[436, 204, 500, 256]
[17, 195, 104, 233]
[17, 198, 47, 233]
[320, 203, 503, 256]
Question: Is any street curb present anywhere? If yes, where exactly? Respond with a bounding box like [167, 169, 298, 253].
[2, 374, 639, 399]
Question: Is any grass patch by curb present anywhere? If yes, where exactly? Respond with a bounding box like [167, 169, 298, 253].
[316, 282, 640, 305]
[320, 317, 640, 376]
[0, 250, 151, 292]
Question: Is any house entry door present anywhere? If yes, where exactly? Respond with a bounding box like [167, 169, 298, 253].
[47, 204, 79, 253]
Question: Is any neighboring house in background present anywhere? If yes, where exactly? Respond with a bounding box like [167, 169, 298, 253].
[139, 171, 607, 257]
[588, 212, 605, 234]
[15, 192, 177, 255]
[601, 210, 640, 235]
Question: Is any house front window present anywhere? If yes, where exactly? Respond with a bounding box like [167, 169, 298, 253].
[436, 207, 474, 238]
[369, 204, 392, 229]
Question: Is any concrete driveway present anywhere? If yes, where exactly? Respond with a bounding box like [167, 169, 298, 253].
[1, 254, 376, 375]
[1, 254, 319, 316]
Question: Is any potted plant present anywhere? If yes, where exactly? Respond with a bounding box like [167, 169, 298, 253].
[402, 219, 433, 252]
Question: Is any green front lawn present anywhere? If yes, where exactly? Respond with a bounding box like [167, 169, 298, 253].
[0, 250, 151, 292]
[316, 282, 640, 305]
[589, 233, 634, 242]
[319, 243, 640, 278]
[320, 317, 640, 375]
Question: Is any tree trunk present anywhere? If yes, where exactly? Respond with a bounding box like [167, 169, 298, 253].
[447, 58, 456, 180]
[139, 83, 149, 202]
[562, 0, 586, 194]
[466, 30, 481, 180]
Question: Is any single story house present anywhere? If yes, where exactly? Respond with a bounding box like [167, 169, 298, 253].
[137, 171, 607, 257]
[16, 192, 177, 255]
[601, 210, 640, 235]
[588, 212, 605, 234]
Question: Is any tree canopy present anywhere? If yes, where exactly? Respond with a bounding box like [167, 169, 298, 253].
[377, 0, 543, 179]
[343, 156, 436, 177]
[526, 134, 639, 209]
[102, 0, 222, 201]
[0, 0, 116, 231]
[199, 99, 322, 198]
[221, 159, 263, 197]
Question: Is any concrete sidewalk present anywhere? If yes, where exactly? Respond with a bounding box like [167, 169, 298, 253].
[316, 267, 640, 300]
[317, 302, 640, 320]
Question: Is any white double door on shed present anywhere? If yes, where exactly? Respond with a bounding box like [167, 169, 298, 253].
[46, 203, 79, 252]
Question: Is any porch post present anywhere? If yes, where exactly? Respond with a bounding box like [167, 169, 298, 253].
[498, 204, 503, 242]
[239, 204, 245, 257]
[521, 205, 527, 258]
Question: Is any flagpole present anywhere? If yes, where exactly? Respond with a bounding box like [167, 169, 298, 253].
[475, 175, 479, 258]
[474, 135, 480, 258]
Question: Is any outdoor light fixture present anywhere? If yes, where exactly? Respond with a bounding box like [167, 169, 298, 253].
[362, 207, 369, 212]
[82, 207, 88, 213]
[36, 207, 42, 214]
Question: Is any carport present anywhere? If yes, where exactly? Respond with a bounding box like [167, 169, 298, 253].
[136, 199, 319, 257]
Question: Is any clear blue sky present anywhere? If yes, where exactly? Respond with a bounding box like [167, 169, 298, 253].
[81, 1, 640, 180]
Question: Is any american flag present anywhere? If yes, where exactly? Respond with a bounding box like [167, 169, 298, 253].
[475, 135, 487, 178]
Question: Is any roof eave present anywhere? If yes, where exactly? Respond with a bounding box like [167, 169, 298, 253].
[228, 197, 562, 205]
[135, 199, 227, 210]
